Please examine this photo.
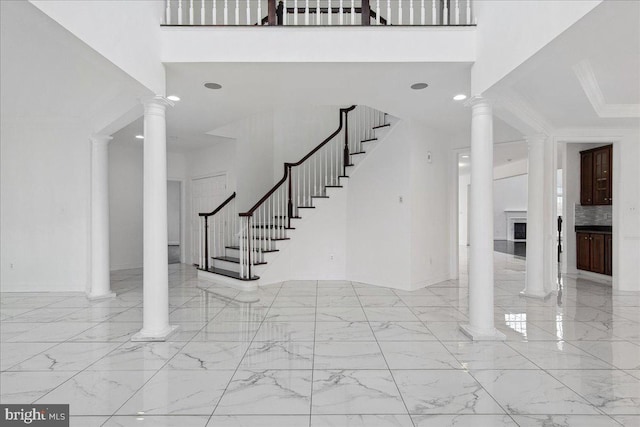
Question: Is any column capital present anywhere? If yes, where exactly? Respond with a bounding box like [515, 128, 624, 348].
[142, 95, 174, 114]
[525, 134, 548, 144]
[465, 95, 493, 116]
[90, 134, 113, 146]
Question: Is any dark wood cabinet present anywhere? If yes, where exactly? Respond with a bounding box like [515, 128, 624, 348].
[580, 145, 612, 205]
[576, 231, 612, 276]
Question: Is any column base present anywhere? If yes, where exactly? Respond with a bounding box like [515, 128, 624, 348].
[87, 291, 116, 301]
[459, 324, 506, 341]
[131, 325, 180, 342]
[520, 289, 553, 300]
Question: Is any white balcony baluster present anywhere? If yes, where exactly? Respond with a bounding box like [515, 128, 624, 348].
[442, 0, 448, 24]
[257, 0, 262, 24]
[421, 0, 425, 24]
[386, 0, 391, 26]
[178, 0, 183, 24]
[409, 0, 413, 24]
[201, 0, 206, 24]
[398, 0, 402, 24]
[305, 0, 310, 25]
[351, 0, 355, 24]
[339, 0, 343, 24]
[375, 0, 380, 24]
[455, 0, 459, 24]
[431, 0, 436, 24]
[224, 0, 228, 24]
[166, 0, 171, 24]
[212, 0, 217, 24]
[466, 0, 471, 24]
[327, 0, 332, 25]
[235, 0, 240, 24]
[189, 0, 194, 24]
[294, 0, 298, 24]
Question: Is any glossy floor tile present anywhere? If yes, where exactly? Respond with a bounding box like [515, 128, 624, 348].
[1, 255, 639, 426]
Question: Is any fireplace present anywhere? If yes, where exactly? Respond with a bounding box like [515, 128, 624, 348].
[514, 222, 527, 240]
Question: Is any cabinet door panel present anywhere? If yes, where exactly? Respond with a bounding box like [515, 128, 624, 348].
[605, 234, 612, 276]
[580, 152, 593, 205]
[577, 232, 591, 271]
[593, 147, 611, 205]
[590, 233, 606, 274]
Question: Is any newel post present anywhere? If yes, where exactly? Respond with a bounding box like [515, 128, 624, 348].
[287, 164, 294, 228]
[204, 216, 209, 271]
[343, 109, 350, 177]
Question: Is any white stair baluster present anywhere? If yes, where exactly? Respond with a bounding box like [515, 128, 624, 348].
[190, 0, 194, 24]
[201, 0, 206, 24]
[455, 0, 459, 24]
[316, 0, 320, 25]
[350, 0, 355, 24]
[327, 0, 332, 25]
[294, 0, 298, 24]
[212, 0, 217, 24]
[421, 0, 425, 24]
[305, 0, 310, 24]
[466, 0, 471, 24]
[224, 0, 228, 24]
[257, 0, 262, 24]
[409, 0, 413, 24]
[397, 0, 402, 24]
[386, 0, 391, 26]
[339, 0, 343, 24]
[431, 0, 436, 24]
[166, 0, 171, 24]
[442, 0, 448, 24]
[375, 0, 380, 24]
[178, 0, 183, 24]
[235, 0, 240, 23]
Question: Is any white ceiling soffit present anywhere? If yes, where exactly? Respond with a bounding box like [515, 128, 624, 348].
[493, 88, 554, 136]
[573, 60, 640, 119]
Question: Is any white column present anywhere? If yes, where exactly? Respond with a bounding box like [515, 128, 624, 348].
[460, 97, 505, 341]
[88, 134, 115, 300]
[522, 134, 552, 298]
[132, 96, 179, 342]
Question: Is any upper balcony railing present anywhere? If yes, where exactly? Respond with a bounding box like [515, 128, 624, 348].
[163, 0, 474, 27]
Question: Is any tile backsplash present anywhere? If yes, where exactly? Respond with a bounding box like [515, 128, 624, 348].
[575, 204, 612, 226]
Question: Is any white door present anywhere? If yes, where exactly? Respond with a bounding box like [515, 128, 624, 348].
[191, 174, 227, 265]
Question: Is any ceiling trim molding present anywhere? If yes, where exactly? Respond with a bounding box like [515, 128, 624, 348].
[573, 60, 640, 118]
[492, 88, 554, 136]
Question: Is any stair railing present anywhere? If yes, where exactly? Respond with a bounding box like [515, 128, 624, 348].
[198, 192, 237, 271]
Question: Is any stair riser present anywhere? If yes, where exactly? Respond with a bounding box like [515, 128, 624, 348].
[212, 258, 241, 272]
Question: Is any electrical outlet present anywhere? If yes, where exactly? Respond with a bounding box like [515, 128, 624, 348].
[399, 196, 403, 203]
[329, 254, 334, 261]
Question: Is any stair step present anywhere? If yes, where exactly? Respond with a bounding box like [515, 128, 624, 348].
[361, 138, 377, 143]
[372, 123, 390, 130]
[251, 224, 296, 229]
[240, 236, 290, 241]
[226, 245, 279, 254]
[204, 267, 259, 281]
[350, 151, 366, 155]
[213, 256, 266, 266]
[338, 175, 349, 178]
[311, 195, 329, 199]
[298, 206, 315, 209]
[274, 215, 302, 219]
[325, 185, 343, 188]
[345, 164, 355, 167]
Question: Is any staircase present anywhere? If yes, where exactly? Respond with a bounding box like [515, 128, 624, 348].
[197, 105, 392, 288]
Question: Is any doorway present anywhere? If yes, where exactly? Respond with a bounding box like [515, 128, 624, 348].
[167, 180, 182, 264]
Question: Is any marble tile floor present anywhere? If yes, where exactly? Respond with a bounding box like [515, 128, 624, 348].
[1, 252, 639, 427]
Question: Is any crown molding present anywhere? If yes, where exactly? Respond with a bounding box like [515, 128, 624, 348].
[573, 60, 640, 119]
[492, 88, 554, 136]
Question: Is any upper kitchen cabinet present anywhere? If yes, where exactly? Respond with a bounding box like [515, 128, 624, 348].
[580, 145, 612, 205]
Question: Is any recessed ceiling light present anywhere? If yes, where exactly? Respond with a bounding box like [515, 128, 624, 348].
[410, 83, 429, 90]
[204, 82, 222, 90]
[453, 94, 467, 101]
[135, 135, 144, 139]
[461, 154, 469, 158]
[167, 95, 180, 102]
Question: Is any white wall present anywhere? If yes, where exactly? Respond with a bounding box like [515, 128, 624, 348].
[472, 0, 601, 94]
[30, 0, 166, 94]
[458, 172, 470, 246]
[493, 174, 528, 240]
[1, 121, 92, 292]
[108, 142, 144, 271]
[167, 181, 181, 245]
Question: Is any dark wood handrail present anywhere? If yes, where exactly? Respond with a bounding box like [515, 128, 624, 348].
[240, 105, 356, 217]
[199, 192, 236, 217]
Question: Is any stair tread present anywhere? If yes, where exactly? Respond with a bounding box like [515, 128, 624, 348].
[350, 151, 366, 155]
[274, 215, 302, 219]
[252, 224, 295, 229]
[226, 245, 279, 253]
[204, 267, 259, 281]
[372, 123, 390, 129]
[325, 185, 343, 188]
[311, 195, 330, 198]
[240, 236, 291, 240]
[213, 256, 266, 266]
[298, 206, 315, 209]
[361, 138, 378, 143]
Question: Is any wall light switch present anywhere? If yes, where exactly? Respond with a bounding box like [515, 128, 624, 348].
[427, 151, 432, 163]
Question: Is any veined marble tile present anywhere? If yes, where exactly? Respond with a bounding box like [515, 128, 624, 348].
[271, 296, 317, 307]
[444, 341, 538, 370]
[0, 307, 35, 321]
[316, 287, 357, 297]
[363, 307, 419, 322]
[423, 322, 472, 342]
[314, 342, 387, 369]
[166, 341, 249, 370]
[379, 341, 463, 369]
[59, 306, 129, 322]
[192, 322, 261, 342]
[277, 288, 317, 297]
[316, 307, 367, 322]
[87, 341, 184, 371]
[265, 307, 316, 322]
[410, 306, 468, 322]
[548, 369, 640, 415]
[281, 280, 318, 288]
[240, 341, 314, 370]
[10, 342, 121, 371]
[358, 296, 406, 307]
[317, 280, 353, 288]
[1, 322, 37, 341]
[104, 415, 209, 426]
[311, 414, 413, 427]
[117, 369, 235, 415]
[215, 306, 269, 322]
[0, 371, 75, 403]
[613, 415, 640, 427]
[312, 370, 406, 414]
[412, 415, 518, 426]
[562, 340, 640, 370]
[0, 342, 55, 370]
[315, 321, 375, 341]
[399, 295, 453, 307]
[4, 307, 84, 322]
[36, 370, 155, 415]
[506, 341, 613, 370]
[70, 321, 142, 342]
[169, 306, 223, 322]
[626, 370, 640, 380]
[370, 321, 437, 341]
[69, 416, 111, 427]
[7, 321, 97, 342]
[472, 370, 600, 415]
[207, 415, 309, 426]
[353, 286, 397, 296]
[107, 308, 144, 322]
[214, 370, 312, 415]
[316, 295, 361, 307]
[510, 414, 621, 427]
[166, 322, 207, 342]
[393, 370, 504, 415]
[253, 321, 315, 342]
[531, 321, 619, 341]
